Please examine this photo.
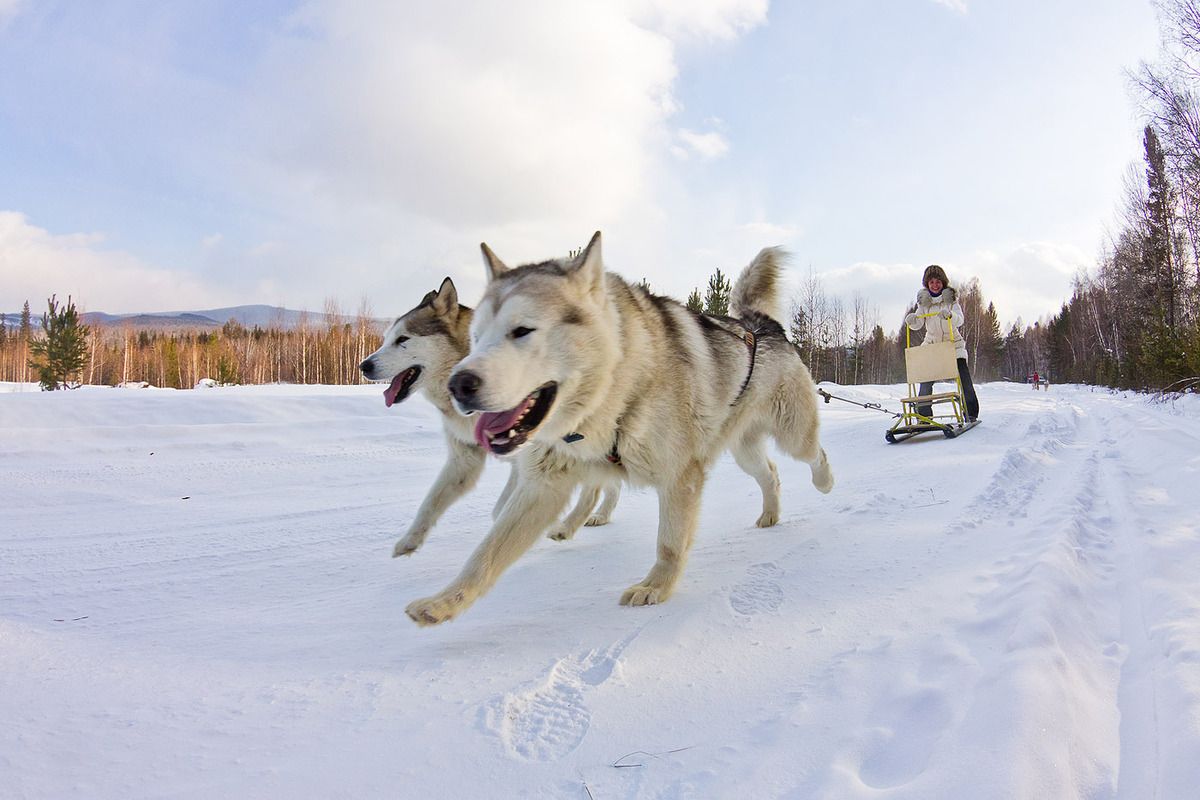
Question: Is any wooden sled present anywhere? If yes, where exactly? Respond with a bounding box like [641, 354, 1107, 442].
[886, 315, 979, 443]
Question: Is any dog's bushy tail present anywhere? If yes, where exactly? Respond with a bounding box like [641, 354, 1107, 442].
[730, 246, 787, 321]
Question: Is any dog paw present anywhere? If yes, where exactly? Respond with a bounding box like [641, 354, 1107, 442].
[755, 510, 780, 528]
[547, 526, 576, 542]
[584, 514, 610, 527]
[620, 583, 668, 606]
[392, 535, 423, 557]
[405, 591, 466, 626]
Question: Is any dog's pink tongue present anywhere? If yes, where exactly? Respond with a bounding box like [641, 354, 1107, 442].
[383, 372, 407, 408]
[473, 396, 535, 449]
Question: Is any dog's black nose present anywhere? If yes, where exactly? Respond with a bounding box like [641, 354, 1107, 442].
[448, 370, 482, 403]
[359, 357, 375, 379]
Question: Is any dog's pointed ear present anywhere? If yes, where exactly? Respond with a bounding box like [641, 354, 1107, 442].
[481, 243, 509, 282]
[431, 276, 459, 319]
[571, 231, 605, 296]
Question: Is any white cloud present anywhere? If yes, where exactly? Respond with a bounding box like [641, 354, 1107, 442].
[964, 242, 1088, 327]
[805, 260, 925, 329]
[629, 0, 769, 42]
[930, 0, 968, 14]
[802, 240, 1091, 335]
[0, 0, 23, 28]
[242, 0, 766, 235]
[675, 128, 730, 160]
[739, 221, 799, 241]
[0, 212, 229, 314]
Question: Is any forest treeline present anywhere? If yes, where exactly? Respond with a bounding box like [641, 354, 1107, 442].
[1, 301, 381, 389]
[4, 0, 1199, 393]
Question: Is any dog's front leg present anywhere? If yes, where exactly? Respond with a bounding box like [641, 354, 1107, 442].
[491, 463, 519, 521]
[621, 461, 706, 606]
[393, 438, 486, 557]
[406, 471, 573, 626]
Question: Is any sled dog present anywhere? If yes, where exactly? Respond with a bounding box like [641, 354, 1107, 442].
[359, 278, 620, 555]
[405, 232, 833, 626]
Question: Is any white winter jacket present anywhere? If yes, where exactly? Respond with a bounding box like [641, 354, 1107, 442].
[906, 286, 967, 360]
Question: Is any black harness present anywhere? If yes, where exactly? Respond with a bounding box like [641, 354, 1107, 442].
[730, 321, 758, 406]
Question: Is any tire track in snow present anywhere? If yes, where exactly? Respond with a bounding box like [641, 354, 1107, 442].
[1090, 395, 1200, 799]
[795, 398, 1125, 797]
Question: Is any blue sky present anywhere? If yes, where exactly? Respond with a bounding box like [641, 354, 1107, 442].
[0, 0, 1161, 331]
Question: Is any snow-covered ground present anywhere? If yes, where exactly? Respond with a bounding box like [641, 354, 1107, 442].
[2, 381, 1198, 799]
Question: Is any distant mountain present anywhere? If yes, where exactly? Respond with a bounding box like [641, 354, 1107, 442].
[78, 312, 221, 331]
[3, 304, 387, 331]
[170, 305, 320, 329]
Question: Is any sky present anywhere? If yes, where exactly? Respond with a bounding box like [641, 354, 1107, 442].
[0, 0, 1162, 331]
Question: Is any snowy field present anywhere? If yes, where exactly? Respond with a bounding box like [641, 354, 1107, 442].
[2, 380, 1198, 799]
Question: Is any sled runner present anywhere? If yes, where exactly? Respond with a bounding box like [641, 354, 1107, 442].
[886, 313, 980, 443]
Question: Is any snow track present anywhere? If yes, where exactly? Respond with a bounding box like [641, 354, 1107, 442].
[2, 382, 1198, 798]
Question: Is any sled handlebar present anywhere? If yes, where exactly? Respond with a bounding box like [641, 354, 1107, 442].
[906, 310, 957, 348]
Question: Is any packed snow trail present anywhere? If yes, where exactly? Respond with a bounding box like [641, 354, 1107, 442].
[1, 381, 1197, 799]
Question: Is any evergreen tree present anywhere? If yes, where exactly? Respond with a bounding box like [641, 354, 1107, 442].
[685, 288, 704, 313]
[1139, 125, 1189, 387]
[28, 295, 90, 390]
[19, 300, 31, 383]
[19, 301, 31, 340]
[979, 302, 1005, 380]
[703, 268, 731, 316]
[1144, 127, 1177, 315]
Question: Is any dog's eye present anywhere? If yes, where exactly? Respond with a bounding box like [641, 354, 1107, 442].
[394, 336, 410, 347]
[510, 326, 535, 339]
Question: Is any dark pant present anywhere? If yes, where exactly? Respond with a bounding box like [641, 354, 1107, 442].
[918, 357, 979, 421]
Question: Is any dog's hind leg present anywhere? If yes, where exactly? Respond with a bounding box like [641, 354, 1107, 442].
[586, 482, 621, 527]
[548, 483, 602, 541]
[406, 471, 573, 626]
[807, 447, 834, 494]
[731, 433, 781, 527]
[769, 372, 835, 495]
[621, 461, 706, 607]
[393, 439, 486, 557]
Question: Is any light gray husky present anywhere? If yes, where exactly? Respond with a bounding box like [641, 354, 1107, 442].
[359, 278, 619, 556]
[404, 233, 833, 626]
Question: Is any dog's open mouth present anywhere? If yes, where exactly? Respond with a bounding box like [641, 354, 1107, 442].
[383, 366, 422, 408]
[473, 382, 558, 455]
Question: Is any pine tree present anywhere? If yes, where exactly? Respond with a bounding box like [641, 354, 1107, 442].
[19, 301, 31, 339]
[28, 295, 90, 390]
[1141, 125, 1188, 387]
[19, 300, 32, 383]
[685, 288, 704, 313]
[703, 268, 731, 316]
[981, 302, 1004, 381]
[1144, 126, 1179, 324]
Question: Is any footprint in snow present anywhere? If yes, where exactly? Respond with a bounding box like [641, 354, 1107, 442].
[729, 562, 785, 616]
[857, 687, 954, 790]
[484, 635, 635, 762]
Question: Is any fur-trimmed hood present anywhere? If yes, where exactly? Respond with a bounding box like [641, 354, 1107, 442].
[916, 285, 956, 309]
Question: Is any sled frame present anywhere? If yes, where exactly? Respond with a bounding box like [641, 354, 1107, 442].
[886, 313, 978, 443]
